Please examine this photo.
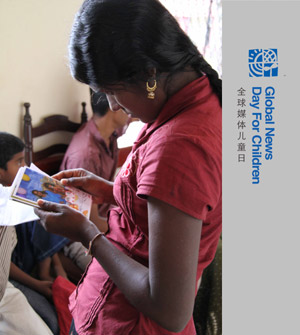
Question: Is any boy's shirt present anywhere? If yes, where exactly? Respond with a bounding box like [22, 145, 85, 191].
[0, 226, 17, 301]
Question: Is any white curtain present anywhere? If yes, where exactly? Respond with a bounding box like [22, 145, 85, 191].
[160, 0, 222, 77]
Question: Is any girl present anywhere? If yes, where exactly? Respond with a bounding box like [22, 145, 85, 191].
[35, 0, 222, 334]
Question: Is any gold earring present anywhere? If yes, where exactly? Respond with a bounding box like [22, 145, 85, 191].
[146, 80, 157, 99]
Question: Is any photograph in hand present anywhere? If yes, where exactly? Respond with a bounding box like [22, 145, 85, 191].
[10, 166, 92, 217]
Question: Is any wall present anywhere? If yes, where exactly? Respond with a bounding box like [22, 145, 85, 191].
[0, 0, 222, 151]
[0, 0, 90, 150]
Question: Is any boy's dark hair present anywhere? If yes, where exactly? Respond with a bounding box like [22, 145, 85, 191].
[90, 90, 110, 117]
[0, 132, 25, 170]
[69, 0, 222, 104]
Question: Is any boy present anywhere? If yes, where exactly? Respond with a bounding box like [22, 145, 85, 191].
[0, 131, 66, 335]
[0, 225, 53, 334]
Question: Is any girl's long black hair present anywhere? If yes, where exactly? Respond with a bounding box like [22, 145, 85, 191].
[69, 0, 222, 104]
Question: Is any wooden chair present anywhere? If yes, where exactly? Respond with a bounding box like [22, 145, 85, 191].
[23, 102, 88, 175]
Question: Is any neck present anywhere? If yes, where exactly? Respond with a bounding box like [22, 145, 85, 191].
[164, 69, 200, 100]
[93, 114, 115, 146]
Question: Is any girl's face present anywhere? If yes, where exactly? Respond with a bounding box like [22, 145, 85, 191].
[95, 83, 167, 124]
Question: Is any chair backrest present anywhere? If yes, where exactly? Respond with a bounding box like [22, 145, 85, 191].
[23, 102, 88, 175]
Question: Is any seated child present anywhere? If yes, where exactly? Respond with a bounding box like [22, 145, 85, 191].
[0, 132, 71, 334]
[0, 131, 93, 279]
[0, 225, 53, 335]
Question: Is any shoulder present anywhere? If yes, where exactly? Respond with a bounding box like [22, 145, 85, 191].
[62, 121, 103, 162]
[146, 103, 221, 161]
[67, 120, 95, 146]
[135, 100, 222, 219]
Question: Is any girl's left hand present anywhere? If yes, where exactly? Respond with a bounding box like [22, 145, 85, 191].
[34, 199, 100, 248]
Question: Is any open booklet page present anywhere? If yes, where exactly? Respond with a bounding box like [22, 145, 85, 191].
[0, 184, 39, 226]
[10, 166, 92, 218]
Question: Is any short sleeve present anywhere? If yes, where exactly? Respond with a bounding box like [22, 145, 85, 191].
[136, 135, 221, 221]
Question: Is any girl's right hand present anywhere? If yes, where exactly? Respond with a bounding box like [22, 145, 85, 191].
[52, 168, 115, 205]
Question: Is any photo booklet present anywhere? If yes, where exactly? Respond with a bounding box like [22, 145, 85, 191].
[10, 165, 92, 218]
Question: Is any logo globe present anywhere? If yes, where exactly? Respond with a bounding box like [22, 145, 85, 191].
[249, 49, 278, 77]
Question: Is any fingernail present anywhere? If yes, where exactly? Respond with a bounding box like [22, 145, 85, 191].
[37, 199, 44, 205]
[61, 179, 67, 185]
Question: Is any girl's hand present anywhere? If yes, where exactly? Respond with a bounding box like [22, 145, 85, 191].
[52, 168, 115, 205]
[34, 200, 100, 248]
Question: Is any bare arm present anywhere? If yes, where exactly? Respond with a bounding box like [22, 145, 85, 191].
[90, 196, 202, 331]
[34, 196, 202, 332]
[37, 256, 54, 281]
[10, 262, 53, 300]
[51, 253, 68, 279]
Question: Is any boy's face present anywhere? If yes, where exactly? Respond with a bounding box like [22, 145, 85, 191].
[0, 151, 26, 186]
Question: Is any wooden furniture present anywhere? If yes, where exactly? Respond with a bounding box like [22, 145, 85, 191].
[23, 102, 88, 175]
